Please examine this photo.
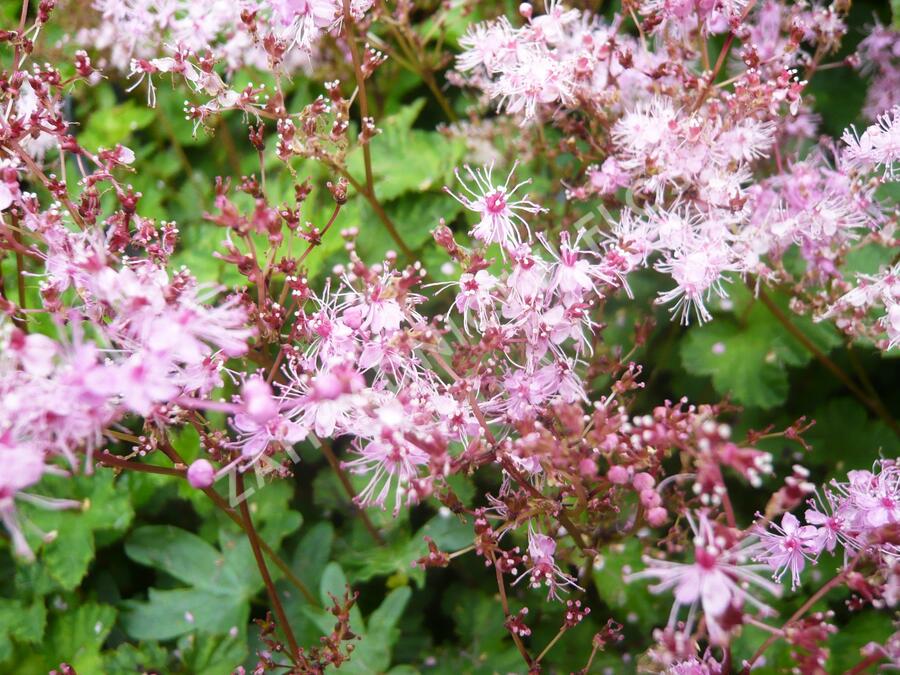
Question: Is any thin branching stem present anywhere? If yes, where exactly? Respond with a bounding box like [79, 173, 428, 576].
[236, 472, 301, 663]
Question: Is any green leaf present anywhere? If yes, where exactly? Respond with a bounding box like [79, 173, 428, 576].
[171, 222, 244, 287]
[21, 471, 134, 591]
[593, 540, 668, 634]
[47, 602, 117, 674]
[281, 523, 336, 645]
[125, 525, 227, 589]
[78, 100, 155, 151]
[341, 513, 470, 589]
[122, 524, 265, 641]
[250, 480, 304, 544]
[828, 611, 893, 672]
[347, 99, 466, 201]
[292, 522, 334, 592]
[121, 587, 248, 640]
[102, 642, 170, 675]
[0, 599, 45, 661]
[681, 319, 792, 408]
[175, 632, 248, 675]
[319, 562, 365, 633]
[368, 586, 411, 637]
[442, 586, 508, 656]
[806, 398, 899, 475]
[357, 192, 463, 262]
[344, 587, 412, 674]
[680, 292, 841, 408]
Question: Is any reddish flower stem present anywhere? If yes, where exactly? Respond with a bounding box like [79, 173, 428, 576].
[754, 286, 900, 439]
[488, 549, 533, 668]
[692, 0, 759, 112]
[339, 2, 412, 258]
[742, 558, 857, 672]
[236, 472, 301, 663]
[98, 451, 185, 477]
[158, 440, 320, 607]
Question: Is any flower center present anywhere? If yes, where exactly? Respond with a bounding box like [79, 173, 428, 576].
[485, 191, 507, 214]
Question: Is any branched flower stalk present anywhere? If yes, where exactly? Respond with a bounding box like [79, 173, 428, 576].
[1, 0, 899, 673]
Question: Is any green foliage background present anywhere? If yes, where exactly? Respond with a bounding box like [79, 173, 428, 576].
[0, 1, 898, 673]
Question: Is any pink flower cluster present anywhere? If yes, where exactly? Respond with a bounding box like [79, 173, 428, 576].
[855, 21, 900, 121]
[757, 460, 900, 588]
[81, 0, 373, 72]
[454, 1, 898, 346]
[2, 0, 899, 669]
[627, 460, 900, 659]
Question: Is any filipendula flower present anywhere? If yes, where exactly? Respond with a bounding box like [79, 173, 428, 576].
[628, 512, 782, 645]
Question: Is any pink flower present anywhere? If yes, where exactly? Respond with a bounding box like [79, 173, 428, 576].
[242, 377, 280, 424]
[586, 157, 629, 196]
[344, 278, 408, 335]
[457, 17, 518, 74]
[454, 270, 498, 332]
[0, 434, 79, 561]
[845, 464, 900, 529]
[842, 106, 900, 180]
[445, 163, 543, 250]
[341, 399, 430, 515]
[804, 495, 845, 555]
[115, 352, 180, 416]
[515, 526, 582, 600]
[541, 230, 603, 299]
[655, 241, 734, 325]
[628, 512, 781, 645]
[755, 512, 819, 590]
[231, 412, 307, 464]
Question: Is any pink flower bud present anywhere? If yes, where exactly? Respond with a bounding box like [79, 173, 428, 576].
[242, 377, 278, 423]
[640, 489, 661, 509]
[519, 2, 533, 20]
[632, 472, 655, 491]
[187, 459, 215, 489]
[607, 465, 629, 484]
[578, 458, 598, 477]
[646, 506, 668, 527]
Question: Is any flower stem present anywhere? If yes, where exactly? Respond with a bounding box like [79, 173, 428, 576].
[12, 213, 27, 332]
[158, 440, 320, 607]
[343, 0, 374, 195]
[236, 472, 301, 662]
[98, 451, 185, 477]
[535, 627, 566, 663]
[339, 3, 412, 259]
[489, 550, 533, 668]
[202, 486, 320, 607]
[742, 560, 856, 672]
[338, 163, 412, 259]
[754, 286, 900, 438]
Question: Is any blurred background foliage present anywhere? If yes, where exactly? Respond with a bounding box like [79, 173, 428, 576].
[0, 0, 898, 673]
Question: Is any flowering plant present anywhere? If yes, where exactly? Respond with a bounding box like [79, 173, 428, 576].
[0, 0, 898, 672]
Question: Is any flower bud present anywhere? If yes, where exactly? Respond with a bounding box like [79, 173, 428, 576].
[632, 472, 655, 491]
[640, 489, 661, 509]
[607, 465, 629, 484]
[646, 506, 668, 527]
[578, 458, 598, 477]
[342, 305, 364, 330]
[312, 371, 345, 400]
[187, 459, 215, 489]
